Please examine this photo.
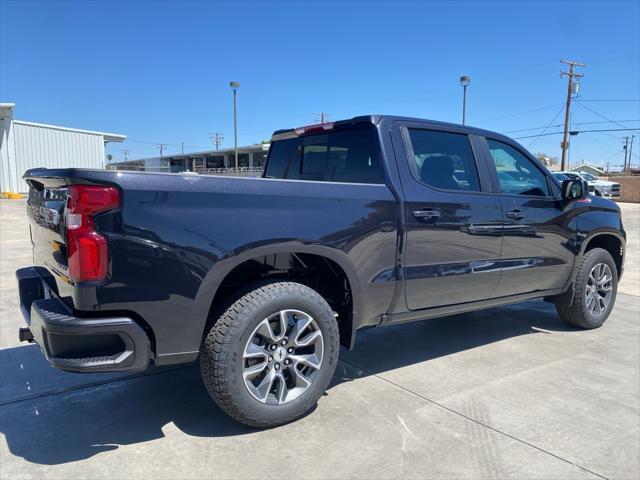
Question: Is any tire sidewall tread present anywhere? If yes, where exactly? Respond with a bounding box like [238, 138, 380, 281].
[556, 247, 618, 329]
[200, 281, 339, 428]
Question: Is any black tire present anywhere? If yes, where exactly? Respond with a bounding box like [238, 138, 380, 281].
[200, 281, 340, 428]
[594, 190, 602, 197]
[556, 247, 618, 329]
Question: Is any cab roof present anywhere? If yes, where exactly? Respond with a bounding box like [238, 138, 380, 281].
[272, 115, 513, 143]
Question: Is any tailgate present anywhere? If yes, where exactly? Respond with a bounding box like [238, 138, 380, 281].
[24, 176, 70, 287]
[23, 168, 122, 302]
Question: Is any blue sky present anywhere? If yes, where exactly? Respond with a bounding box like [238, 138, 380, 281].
[1, 0, 639, 168]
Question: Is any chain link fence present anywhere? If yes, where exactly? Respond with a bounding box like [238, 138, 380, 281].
[106, 165, 264, 177]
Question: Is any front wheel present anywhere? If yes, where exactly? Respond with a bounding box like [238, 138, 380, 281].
[556, 248, 618, 329]
[200, 281, 340, 428]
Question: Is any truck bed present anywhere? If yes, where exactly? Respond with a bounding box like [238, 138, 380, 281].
[23, 167, 399, 364]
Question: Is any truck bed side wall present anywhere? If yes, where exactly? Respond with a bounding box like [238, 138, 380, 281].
[53, 172, 399, 362]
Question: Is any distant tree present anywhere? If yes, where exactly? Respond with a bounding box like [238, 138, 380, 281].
[536, 152, 558, 167]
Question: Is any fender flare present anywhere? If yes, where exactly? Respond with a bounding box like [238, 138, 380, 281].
[189, 241, 364, 350]
[563, 229, 626, 290]
[578, 229, 625, 256]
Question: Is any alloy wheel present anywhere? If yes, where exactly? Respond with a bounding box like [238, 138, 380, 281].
[242, 309, 324, 405]
[585, 263, 613, 316]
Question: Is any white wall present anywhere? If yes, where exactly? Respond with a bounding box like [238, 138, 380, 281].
[1, 121, 106, 193]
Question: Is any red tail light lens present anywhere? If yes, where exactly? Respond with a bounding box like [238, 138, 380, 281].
[66, 185, 119, 282]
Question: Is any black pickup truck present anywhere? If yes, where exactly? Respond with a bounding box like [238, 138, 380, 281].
[17, 115, 625, 427]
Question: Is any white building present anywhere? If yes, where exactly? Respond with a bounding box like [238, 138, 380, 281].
[109, 143, 269, 174]
[0, 103, 126, 193]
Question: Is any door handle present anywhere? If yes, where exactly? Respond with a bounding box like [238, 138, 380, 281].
[413, 208, 440, 220]
[506, 209, 525, 220]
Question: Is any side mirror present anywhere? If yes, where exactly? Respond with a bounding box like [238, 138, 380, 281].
[562, 179, 589, 199]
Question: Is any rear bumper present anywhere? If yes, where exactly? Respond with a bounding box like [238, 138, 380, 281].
[16, 267, 151, 373]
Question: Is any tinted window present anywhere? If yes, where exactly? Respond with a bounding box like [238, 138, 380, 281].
[264, 138, 302, 179]
[487, 139, 550, 196]
[407, 129, 481, 191]
[301, 144, 328, 180]
[264, 127, 383, 183]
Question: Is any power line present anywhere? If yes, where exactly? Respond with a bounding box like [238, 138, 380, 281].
[602, 150, 623, 162]
[513, 128, 640, 140]
[504, 119, 639, 134]
[125, 138, 211, 150]
[578, 99, 640, 102]
[579, 128, 640, 133]
[574, 101, 636, 131]
[527, 105, 566, 148]
[575, 119, 640, 125]
[504, 125, 562, 134]
[580, 132, 621, 151]
[477, 103, 565, 123]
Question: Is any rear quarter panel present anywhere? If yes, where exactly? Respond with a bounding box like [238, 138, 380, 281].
[70, 172, 399, 360]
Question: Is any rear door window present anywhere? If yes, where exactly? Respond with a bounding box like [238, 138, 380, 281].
[407, 129, 481, 191]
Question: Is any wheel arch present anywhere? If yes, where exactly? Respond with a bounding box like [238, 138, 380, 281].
[191, 243, 363, 351]
[580, 231, 625, 279]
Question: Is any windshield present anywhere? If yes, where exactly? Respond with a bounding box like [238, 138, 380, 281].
[553, 173, 569, 181]
[581, 173, 597, 181]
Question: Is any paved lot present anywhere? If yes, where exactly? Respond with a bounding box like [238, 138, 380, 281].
[1, 200, 638, 479]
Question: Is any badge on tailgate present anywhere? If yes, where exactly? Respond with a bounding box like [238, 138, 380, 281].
[39, 206, 60, 226]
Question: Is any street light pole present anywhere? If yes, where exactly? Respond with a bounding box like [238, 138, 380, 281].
[230, 81, 240, 172]
[460, 75, 470, 125]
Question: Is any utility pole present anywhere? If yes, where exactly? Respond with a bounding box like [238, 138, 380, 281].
[158, 144, 167, 158]
[628, 135, 635, 174]
[121, 149, 130, 161]
[560, 60, 585, 171]
[313, 112, 331, 124]
[181, 142, 184, 155]
[210, 132, 224, 151]
[622, 136, 629, 173]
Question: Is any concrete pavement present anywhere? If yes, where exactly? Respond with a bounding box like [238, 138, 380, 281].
[1, 200, 638, 479]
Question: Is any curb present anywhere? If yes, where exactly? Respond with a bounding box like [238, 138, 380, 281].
[1, 192, 25, 200]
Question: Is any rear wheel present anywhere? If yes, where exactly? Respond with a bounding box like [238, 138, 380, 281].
[556, 248, 618, 328]
[200, 281, 340, 427]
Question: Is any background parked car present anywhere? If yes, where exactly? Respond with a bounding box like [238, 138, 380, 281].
[557, 171, 621, 197]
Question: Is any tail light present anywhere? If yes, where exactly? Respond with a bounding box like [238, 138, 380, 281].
[65, 185, 119, 282]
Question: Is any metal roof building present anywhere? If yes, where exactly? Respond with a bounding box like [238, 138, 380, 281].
[109, 143, 269, 176]
[0, 103, 126, 193]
